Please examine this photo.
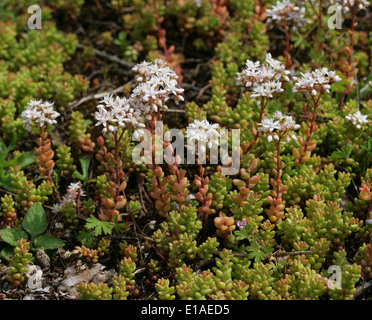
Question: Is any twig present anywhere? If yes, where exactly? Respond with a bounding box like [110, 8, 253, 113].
[68, 85, 130, 108]
[270, 250, 311, 258]
[75, 43, 135, 69]
[354, 280, 372, 299]
[213, 250, 312, 259]
[108, 233, 153, 242]
[195, 83, 211, 101]
[160, 108, 185, 113]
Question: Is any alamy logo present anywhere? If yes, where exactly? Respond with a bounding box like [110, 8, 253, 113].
[327, 265, 342, 289]
[27, 5, 42, 30]
[327, 5, 342, 30]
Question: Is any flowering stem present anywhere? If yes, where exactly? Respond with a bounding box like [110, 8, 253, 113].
[258, 96, 267, 122]
[283, 22, 292, 69]
[304, 94, 320, 150]
[340, 5, 357, 110]
[275, 138, 282, 200]
[38, 127, 61, 203]
[76, 187, 81, 216]
[199, 163, 209, 235]
[368, 199, 372, 220]
[266, 132, 287, 223]
[244, 97, 269, 155]
[153, 0, 169, 61]
[296, 93, 321, 164]
[113, 131, 122, 199]
[308, 0, 322, 28]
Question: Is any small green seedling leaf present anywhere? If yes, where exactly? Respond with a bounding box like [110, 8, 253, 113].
[85, 215, 114, 236]
[22, 203, 47, 238]
[327, 144, 354, 163]
[73, 155, 91, 183]
[77, 231, 96, 247]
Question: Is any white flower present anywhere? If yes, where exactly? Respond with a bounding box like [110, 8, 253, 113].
[185, 119, 220, 152]
[282, 116, 301, 130]
[20, 100, 60, 131]
[52, 182, 85, 214]
[95, 105, 112, 128]
[95, 94, 145, 135]
[68, 182, 81, 192]
[293, 68, 341, 95]
[52, 203, 62, 214]
[329, 0, 370, 13]
[258, 114, 299, 143]
[55, 222, 64, 229]
[274, 111, 284, 120]
[131, 59, 184, 113]
[257, 118, 281, 133]
[266, 0, 309, 27]
[345, 110, 368, 129]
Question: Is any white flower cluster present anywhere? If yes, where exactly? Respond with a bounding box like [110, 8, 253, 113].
[236, 53, 290, 98]
[329, 0, 370, 12]
[52, 182, 85, 213]
[131, 59, 184, 111]
[20, 100, 60, 131]
[266, 0, 309, 29]
[185, 119, 220, 152]
[95, 94, 145, 136]
[258, 111, 300, 143]
[95, 59, 184, 135]
[345, 110, 369, 129]
[292, 68, 341, 96]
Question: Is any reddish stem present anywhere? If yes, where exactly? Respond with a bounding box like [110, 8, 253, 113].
[339, 5, 357, 110]
[275, 138, 282, 199]
[199, 163, 209, 236]
[153, 0, 169, 61]
[244, 97, 269, 155]
[283, 22, 292, 69]
[299, 93, 321, 162]
[39, 127, 61, 203]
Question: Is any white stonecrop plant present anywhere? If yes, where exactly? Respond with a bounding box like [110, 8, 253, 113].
[292, 68, 342, 96]
[131, 59, 184, 117]
[258, 111, 300, 142]
[95, 59, 184, 135]
[52, 182, 85, 213]
[20, 100, 60, 131]
[329, 0, 370, 12]
[236, 53, 290, 99]
[266, 0, 309, 29]
[95, 94, 145, 136]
